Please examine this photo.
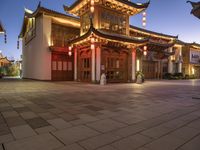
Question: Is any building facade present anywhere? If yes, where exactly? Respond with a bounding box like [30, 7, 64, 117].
[19, 1, 199, 82]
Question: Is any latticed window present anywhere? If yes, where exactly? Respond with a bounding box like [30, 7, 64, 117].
[51, 24, 79, 47]
[100, 9, 127, 35]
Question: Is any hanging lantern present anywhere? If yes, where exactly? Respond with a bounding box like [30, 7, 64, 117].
[142, 11, 147, 28]
[143, 50, 147, 56]
[4, 32, 7, 44]
[90, 0, 94, 13]
[68, 46, 72, 56]
[68, 51, 72, 56]
[143, 45, 147, 56]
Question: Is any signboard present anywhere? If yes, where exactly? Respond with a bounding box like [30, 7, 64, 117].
[190, 49, 200, 64]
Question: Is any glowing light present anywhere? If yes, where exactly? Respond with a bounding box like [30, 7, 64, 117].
[91, 44, 95, 50]
[143, 12, 146, 16]
[91, 0, 94, 5]
[142, 22, 146, 27]
[91, 37, 95, 43]
[90, 6, 94, 13]
[69, 46, 72, 51]
[136, 59, 140, 71]
[192, 67, 195, 75]
[143, 51, 147, 56]
[143, 46, 147, 51]
[68, 51, 72, 56]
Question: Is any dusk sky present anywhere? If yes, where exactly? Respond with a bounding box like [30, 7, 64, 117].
[0, 0, 199, 60]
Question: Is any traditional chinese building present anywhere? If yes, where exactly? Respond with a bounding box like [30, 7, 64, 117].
[182, 42, 200, 78]
[0, 21, 5, 34]
[0, 52, 11, 67]
[19, 1, 187, 82]
[188, 1, 200, 19]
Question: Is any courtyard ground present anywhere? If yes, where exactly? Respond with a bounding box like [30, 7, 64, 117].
[0, 79, 200, 150]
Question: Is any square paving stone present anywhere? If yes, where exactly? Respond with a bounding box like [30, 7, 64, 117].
[26, 117, 50, 129]
[5, 117, 26, 127]
[145, 135, 185, 150]
[4, 133, 64, 150]
[20, 112, 38, 119]
[35, 126, 56, 134]
[14, 107, 30, 113]
[0, 134, 14, 144]
[10, 125, 36, 139]
[111, 134, 152, 150]
[2, 111, 19, 118]
[79, 132, 121, 150]
[47, 118, 72, 129]
[178, 135, 200, 150]
[96, 145, 117, 150]
[0, 124, 10, 136]
[52, 125, 99, 145]
[86, 119, 127, 133]
[58, 144, 85, 150]
[58, 113, 79, 122]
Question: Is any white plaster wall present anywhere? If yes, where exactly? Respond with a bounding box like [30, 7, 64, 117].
[22, 15, 52, 80]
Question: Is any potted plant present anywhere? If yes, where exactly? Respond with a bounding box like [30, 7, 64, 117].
[136, 71, 145, 84]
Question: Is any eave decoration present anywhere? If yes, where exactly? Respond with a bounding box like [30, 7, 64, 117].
[0, 21, 7, 44]
[187, 1, 200, 19]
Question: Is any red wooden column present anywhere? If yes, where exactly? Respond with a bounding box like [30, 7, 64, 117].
[132, 49, 136, 81]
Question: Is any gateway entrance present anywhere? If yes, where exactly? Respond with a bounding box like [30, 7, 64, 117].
[52, 53, 74, 81]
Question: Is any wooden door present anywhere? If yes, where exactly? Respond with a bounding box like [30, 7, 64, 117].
[143, 60, 157, 79]
[104, 51, 128, 83]
[52, 53, 74, 81]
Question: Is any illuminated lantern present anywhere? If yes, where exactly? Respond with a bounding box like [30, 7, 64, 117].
[91, 0, 94, 5]
[142, 11, 147, 28]
[68, 51, 72, 56]
[90, 0, 94, 13]
[4, 32, 7, 44]
[143, 51, 147, 56]
[90, 6, 94, 13]
[143, 45, 147, 51]
[68, 46, 72, 56]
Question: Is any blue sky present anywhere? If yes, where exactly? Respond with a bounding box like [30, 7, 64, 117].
[0, 0, 199, 60]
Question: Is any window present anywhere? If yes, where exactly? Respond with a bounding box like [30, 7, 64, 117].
[100, 9, 127, 35]
[25, 18, 36, 44]
[51, 24, 80, 47]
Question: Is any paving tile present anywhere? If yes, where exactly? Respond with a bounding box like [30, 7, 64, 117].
[111, 124, 146, 138]
[14, 107, 30, 113]
[35, 126, 56, 134]
[47, 118, 72, 130]
[0, 124, 10, 136]
[52, 125, 99, 145]
[86, 119, 127, 133]
[178, 135, 200, 150]
[79, 132, 121, 150]
[141, 125, 173, 139]
[20, 112, 38, 119]
[169, 126, 200, 141]
[145, 135, 185, 150]
[0, 134, 14, 144]
[111, 134, 152, 150]
[38, 112, 57, 120]
[26, 117, 50, 129]
[2, 111, 19, 118]
[58, 113, 79, 122]
[58, 144, 85, 150]
[10, 125, 36, 139]
[4, 133, 64, 150]
[5, 116, 26, 127]
[187, 119, 200, 130]
[96, 145, 117, 150]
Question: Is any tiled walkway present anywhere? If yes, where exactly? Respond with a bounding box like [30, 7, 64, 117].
[0, 79, 200, 150]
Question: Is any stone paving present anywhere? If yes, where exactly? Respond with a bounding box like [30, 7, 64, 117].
[0, 79, 200, 150]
